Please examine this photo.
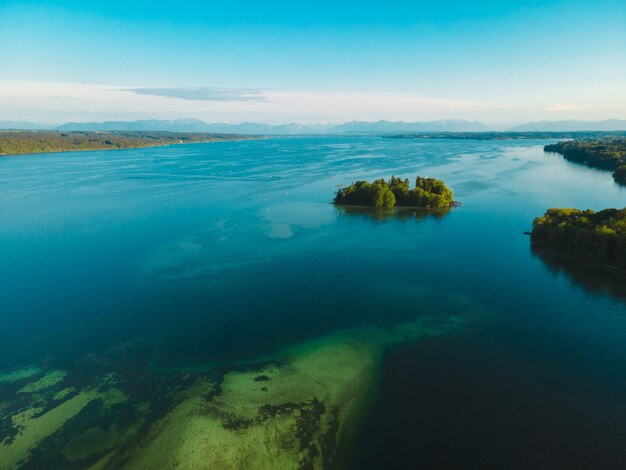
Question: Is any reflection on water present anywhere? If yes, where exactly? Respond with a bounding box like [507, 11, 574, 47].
[532, 246, 626, 304]
[336, 205, 451, 221]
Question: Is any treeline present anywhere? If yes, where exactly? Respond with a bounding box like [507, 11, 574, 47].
[334, 176, 454, 208]
[531, 208, 626, 269]
[544, 138, 626, 185]
[387, 131, 626, 141]
[0, 131, 254, 156]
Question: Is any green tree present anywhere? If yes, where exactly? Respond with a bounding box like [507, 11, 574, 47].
[333, 175, 454, 209]
[531, 207, 626, 269]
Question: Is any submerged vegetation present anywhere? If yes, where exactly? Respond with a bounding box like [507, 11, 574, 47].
[0, 307, 473, 469]
[0, 130, 255, 156]
[334, 176, 454, 208]
[531, 208, 626, 272]
[544, 138, 626, 185]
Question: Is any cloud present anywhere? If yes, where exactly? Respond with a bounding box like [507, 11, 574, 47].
[546, 102, 586, 112]
[7, 79, 621, 124]
[125, 87, 267, 102]
[0, 81, 502, 123]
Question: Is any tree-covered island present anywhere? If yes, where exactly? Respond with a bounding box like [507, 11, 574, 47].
[334, 176, 454, 208]
[531, 208, 626, 272]
[544, 137, 626, 185]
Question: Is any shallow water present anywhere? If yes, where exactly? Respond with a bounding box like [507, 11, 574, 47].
[1, 136, 625, 468]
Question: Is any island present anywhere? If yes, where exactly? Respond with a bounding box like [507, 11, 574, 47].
[0, 130, 258, 156]
[334, 176, 454, 208]
[531, 207, 626, 274]
[543, 137, 626, 185]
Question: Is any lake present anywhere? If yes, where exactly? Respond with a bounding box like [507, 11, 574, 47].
[1, 136, 625, 469]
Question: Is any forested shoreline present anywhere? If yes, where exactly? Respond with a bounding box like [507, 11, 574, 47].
[386, 131, 626, 140]
[0, 130, 256, 156]
[544, 138, 626, 185]
[531, 208, 626, 272]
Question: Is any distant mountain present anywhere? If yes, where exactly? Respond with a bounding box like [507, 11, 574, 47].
[7, 118, 626, 134]
[55, 119, 326, 134]
[510, 119, 626, 132]
[197, 122, 334, 134]
[0, 121, 46, 130]
[56, 119, 211, 132]
[53, 118, 491, 134]
[330, 119, 490, 133]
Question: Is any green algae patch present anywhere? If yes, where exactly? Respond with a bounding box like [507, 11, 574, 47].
[18, 370, 66, 394]
[0, 367, 41, 384]
[100, 388, 128, 408]
[134, 401, 151, 414]
[53, 387, 76, 401]
[1, 382, 129, 468]
[0, 389, 101, 468]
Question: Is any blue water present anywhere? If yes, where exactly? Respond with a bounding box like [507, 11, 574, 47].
[1, 136, 626, 468]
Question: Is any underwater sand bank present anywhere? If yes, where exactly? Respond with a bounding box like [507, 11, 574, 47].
[1, 309, 473, 469]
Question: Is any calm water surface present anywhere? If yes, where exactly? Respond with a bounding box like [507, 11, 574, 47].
[1, 136, 625, 468]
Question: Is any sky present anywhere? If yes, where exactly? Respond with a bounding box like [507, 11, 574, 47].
[0, 0, 625, 126]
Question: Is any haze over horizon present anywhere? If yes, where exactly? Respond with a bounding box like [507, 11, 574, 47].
[1, 0, 625, 125]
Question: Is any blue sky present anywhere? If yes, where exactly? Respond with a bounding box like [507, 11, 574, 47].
[0, 0, 624, 125]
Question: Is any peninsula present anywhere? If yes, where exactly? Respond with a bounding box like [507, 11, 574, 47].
[334, 176, 454, 208]
[0, 130, 257, 156]
[544, 137, 626, 185]
[531, 207, 626, 274]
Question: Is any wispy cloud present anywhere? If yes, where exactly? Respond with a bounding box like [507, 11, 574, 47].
[3, 80, 622, 124]
[546, 102, 586, 112]
[0, 81, 501, 122]
[125, 87, 267, 102]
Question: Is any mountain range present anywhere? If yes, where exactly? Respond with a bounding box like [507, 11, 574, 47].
[509, 119, 626, 132]
[1, 118, 625, 134]
[53, 119, 491, 134]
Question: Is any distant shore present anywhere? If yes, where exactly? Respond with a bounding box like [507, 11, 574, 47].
[384, 131, 626, 140]
[0, 130, 261, 157]
[544, 138, 626, 186]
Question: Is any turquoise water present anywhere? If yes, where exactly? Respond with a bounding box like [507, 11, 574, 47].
[1, 136, 626, 468]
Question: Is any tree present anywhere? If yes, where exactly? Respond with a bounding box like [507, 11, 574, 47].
[333, 176, 453, 209]
[531, 207, 626, 269]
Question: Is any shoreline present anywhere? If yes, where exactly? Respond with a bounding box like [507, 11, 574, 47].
[0, 130, 263, 157]
[333, 202, 458, 211]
